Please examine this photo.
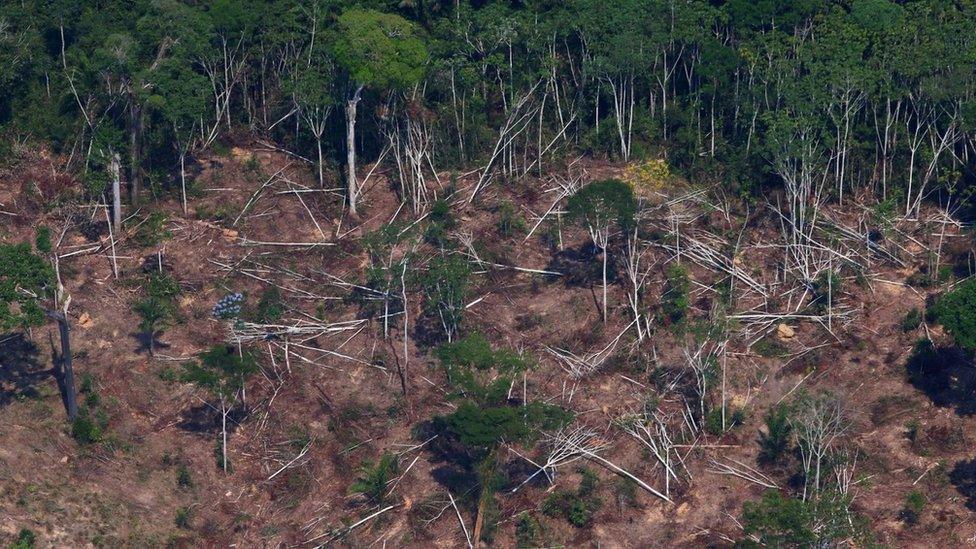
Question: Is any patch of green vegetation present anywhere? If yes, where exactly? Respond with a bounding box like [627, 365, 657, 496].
[496, 201, 526, 237]
[10, 528, 36, 549]
[661, 263, 690, 326]
[349, 452, 398, 505]
[929, 278, 976, 350]
[424, 199, 456, 249]
[753, 336, 788, 358]
[34, 226, 52, 254]
[758, 404, 792, 466]
[130, 210, 171, 248]
[541, 467, 603, 527]
[901, 308, 923, 332]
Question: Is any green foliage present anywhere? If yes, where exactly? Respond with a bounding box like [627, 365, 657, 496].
[251, 287, 284, 323]
[437, 333, 531, 405]
[901, 308, 922, 332]
[741, 490, 861, 548]
[174, 506, 192, 529]
[181, 345, 259, 403]
[424, 199, 455, 248]
[930, 278, 976, 351]
[34, 226, 52, 254]
[176, 465, 193, 490]
[541, 468, 603, 527]
[134, 271, 180, 354]
[71, 408, 104, 444]
[496, 201, 526, 238]
[661, 263, 690, 326]
[515, 512, 542, 548]
[809, 270, 842, 313]
[333, 9, 427, 90]
[705, 407, 745, 435]
[420, 255, 472, 342]
[10, 529, 36, 549]
[565, 179, 637, 235]
[130, 211, 171, 248]
[0, 243, 54, 330]
[349, 452, 398, 505]
[758, 404, 793, 466]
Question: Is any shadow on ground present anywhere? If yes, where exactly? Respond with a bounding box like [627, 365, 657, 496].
[0, 332, 51, 406]
[905, 340, 976, 415]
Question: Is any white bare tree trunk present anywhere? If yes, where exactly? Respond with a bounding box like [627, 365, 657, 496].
[346, 86, 364, 217]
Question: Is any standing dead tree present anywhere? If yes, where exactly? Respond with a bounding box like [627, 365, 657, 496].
[618, 411, 687, 498]
[385, 92, 438, 214]
[790, 392, 851, 501]
[468, 80, 543, 202]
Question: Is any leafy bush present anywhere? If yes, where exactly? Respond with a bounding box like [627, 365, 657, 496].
[705, 407, 745, 435]
[661, 263, 690, 325]
[901, 308, 923, 332]
[34, 226, 52, 253]
[899, 490, 926, 525]
[809, 270, 841, 313]
[10, 529, 36, 549]
[496, 201, 526, 237]
[930, 278, 976, 351]
[758, 404, 792, 466]
[420, 255, 472, 343]
[741, 490, 861, 547]
[541, 468, 603, 527]
[349, 452, 399, 505]
[424, 199, 456, 248]
[130, 211, 171, 247]
[515, 512, 542, 548]
[71, 408, 104, 444]
[252, 287, 284, 322]
[134, 271, 181, 355]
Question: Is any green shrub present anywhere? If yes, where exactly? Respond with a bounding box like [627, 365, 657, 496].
[496, 201, 526, 237]
[424, 199, 456, 248]
[131, 211, 171, 247]
[930, 278, 976, 350]
[810, 270, 841, 312]
[420, 255, 472, 342]
[34, 226, 52, 253]
[741, 490, 862, 547]
[758, 404, 792, 466]
[901, 308, 923, 332]
[71, 408, 103, 444]
[176, 465, 193, 489]
[705, 407, 746, 435]
[541, 469, 603, 528]
[174, 506, 192, 529]
[662, 263, 690, 325]
[10, 528, 36, 549]
[515, 512, 541, 548]
[252, 287, 284, 322]
[349, 452, 398, 505]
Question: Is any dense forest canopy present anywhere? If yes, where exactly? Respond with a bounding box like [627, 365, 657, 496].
[1, 0, 974, 216]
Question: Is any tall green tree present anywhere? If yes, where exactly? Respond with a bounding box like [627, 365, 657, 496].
[332, 8, 427, 217]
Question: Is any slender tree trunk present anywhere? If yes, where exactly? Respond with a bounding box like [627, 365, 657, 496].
[602, 247, 608, 323]
[129, 102, 143, 205]
[346, 86, 364, 217]
[110, 151, 122, 234]
[221, 401, 229, 473]
[179, 151, 188, 215]
[315, 135, 324, 188]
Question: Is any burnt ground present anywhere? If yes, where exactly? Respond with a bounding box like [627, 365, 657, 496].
[1, 142, 975, 547]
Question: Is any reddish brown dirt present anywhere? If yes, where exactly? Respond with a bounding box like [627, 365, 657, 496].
[0, 142, 973, 547]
